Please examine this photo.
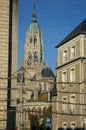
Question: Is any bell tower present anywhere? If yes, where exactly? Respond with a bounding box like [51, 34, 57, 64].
[22, 3, 44, 76]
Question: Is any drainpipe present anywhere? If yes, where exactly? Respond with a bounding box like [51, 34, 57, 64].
[84, 33, 86, 57]
[83, 34, 86, 130]
[80, 59, 83, 128]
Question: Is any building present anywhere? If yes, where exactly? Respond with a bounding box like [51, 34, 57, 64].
[52, 19, 86, 130]
[16, 3, 55, 130]
[0, 0, 18, 129]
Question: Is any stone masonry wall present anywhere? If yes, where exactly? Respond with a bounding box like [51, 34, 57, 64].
[0, 0, 10, 129]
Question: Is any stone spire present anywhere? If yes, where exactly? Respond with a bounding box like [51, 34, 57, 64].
[32, 1, 37, 22]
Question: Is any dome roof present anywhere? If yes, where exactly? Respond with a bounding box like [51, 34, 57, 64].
[28, 21, 41, 33]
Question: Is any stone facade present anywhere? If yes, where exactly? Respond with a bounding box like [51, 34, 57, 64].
[0, 0, 18, 129]
[11, 0, 18, 107]
[52, 19, 86, 130]
[16, 4, 55, 130]
[0, 1, 9, 128]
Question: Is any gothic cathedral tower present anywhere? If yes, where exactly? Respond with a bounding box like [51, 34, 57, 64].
[22, 3, 44, 77]
[16, 3, 55, 129]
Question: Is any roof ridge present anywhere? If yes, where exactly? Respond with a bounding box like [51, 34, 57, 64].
[56, 18, 86, 48]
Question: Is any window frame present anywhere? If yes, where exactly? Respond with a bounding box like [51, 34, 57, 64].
[62, 96, 67, 113]
[62, 122, 67, 130]
[70, 67, 75, 86]
[70, 94, 76, 114]
[34, 51, 38, 64]
[34, 35, 37, 44]
[30, 36, 32, 43]
[71, 45, 76, 59]
[70, 122, 76, 130]
[62, 71, 67, 89]
[63, 49, 68, 63]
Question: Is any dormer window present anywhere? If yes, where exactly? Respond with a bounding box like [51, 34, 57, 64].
[71, 45, 75, 59]
[63, 50, 67, 63]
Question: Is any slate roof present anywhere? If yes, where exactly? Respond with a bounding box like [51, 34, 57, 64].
[56, 19, 86, 48]
[50, 84, 57, 96]
[31, 66, 55, 80]
[41, 67, 55, 78]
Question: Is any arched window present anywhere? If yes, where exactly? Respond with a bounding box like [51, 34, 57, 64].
[24, 109, 26, 120]
[43, 107, 46, 116]
[28, 108, 30, 120]
[34, 52, 38, 64]
[17, 72, 25, 84]
[32, 107, 37, 115]
[38, 107, 41, 117]
[30, 37, 32, 43]
[27, 51, 32, 65]
[34, 36, 37, 44]
[44, 82, 46, 91]
[38, 83, 42, 95]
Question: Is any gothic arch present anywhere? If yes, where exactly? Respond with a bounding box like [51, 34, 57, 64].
[30, 36, 32, 43]
[27, 51, 32, 65]
[43, 107, 47, 116]
[34, 51, 38, 64]
[38, 107, 41, 117]
[34, 35, 37, 44]
[32, 107, 37, 115]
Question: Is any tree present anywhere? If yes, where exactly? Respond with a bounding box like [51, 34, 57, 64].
[30, 114, 40, 130]
[23, 128, 28, 130]
[42, 106, 52, 130]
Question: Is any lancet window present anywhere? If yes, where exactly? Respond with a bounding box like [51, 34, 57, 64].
[34, 51, 38, 64]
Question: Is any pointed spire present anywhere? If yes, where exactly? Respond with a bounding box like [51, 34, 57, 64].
[32, 0, 37, 22]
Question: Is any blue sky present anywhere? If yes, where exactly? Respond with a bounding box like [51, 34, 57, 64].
[18, 0, 86, 71]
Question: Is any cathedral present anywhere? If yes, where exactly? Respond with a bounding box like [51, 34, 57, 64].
[16, 3, 55, 129]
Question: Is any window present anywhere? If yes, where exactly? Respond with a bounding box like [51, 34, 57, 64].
[44, 82, 46, 91]
[71, 46, 75, 59]
[28, 108, 30, 119]
[70, 95, 76, 114]
[34, 52, 38, 64]
[70, 122, 76, 130]
[62, 123, 67, 130]
[34, 36, 37, 44]
[17, 98, 20, 104]
[62, 71, 67, 89]
[70, 68, 75, 85]
[62, 97, 67, 113]
[38, 83, 42, 95]
[27, 51, 32, 65]
[30, 37, 32, 43]
[63, 50, 67, 63]
[17, 73, 25, 84]
[24, 110, 26, 120]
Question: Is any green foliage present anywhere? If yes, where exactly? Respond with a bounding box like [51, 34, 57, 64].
[42, 106, 52, 130]
[23, 128, 28, 130]
[30, 114, 40, 130]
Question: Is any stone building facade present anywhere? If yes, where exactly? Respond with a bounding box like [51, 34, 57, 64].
[52, 19, 86, 130]
[16, 3, 55, 130]
[0, 0, 18, 129]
